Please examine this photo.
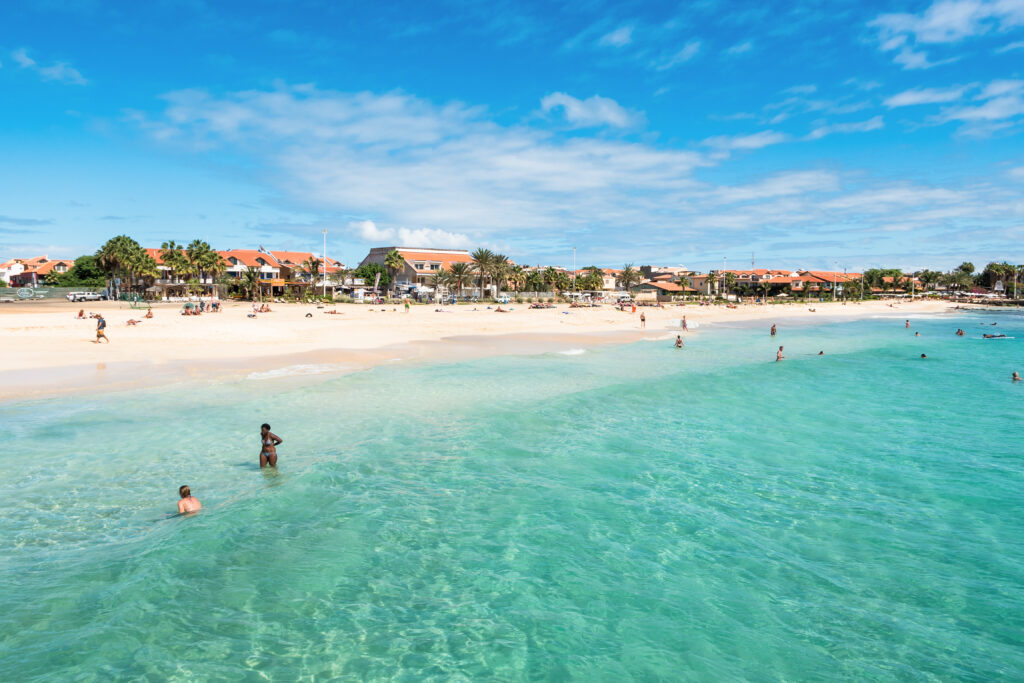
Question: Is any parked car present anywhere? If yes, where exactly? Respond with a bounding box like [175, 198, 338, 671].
[494, 294, 510, 304]
[68, 291, 106, 302]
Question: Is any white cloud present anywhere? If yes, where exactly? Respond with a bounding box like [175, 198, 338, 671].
[1008, 166, 1024, 179]
[702, 130, 790, 151]
[871, 0, 1024, 68]
[654, 40, 701, 70]
[884, 86, 967, 107]
[540, 92, 642, 128]
[784, 84, 817, 95]
[805, 116, 884, 140]
[352, 220, 470, 248]
[995, 39, 1024, 51]
[11, 48, 87, 85]
[133, 83, 1024, 261]
[934, 79, 1024, 133]
[724, 40, 753, 55]
[598, 25, 633, 47]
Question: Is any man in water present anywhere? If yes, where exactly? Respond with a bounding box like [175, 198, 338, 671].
[920, 353, 927, 359]
[178, 485, 202, 513]
[675, 335, 683, 348]
[770, 324, 776, 336]
[260, 423, 282, 468]
[776, 346, 785, 361]
[818, 351, 824, 355]
[915, 331, 920, 337]
[1014, 371, 1021, 382]
[95, 316, 108, 343]
[905, 320, 910, 328]
[682, 316, 688, 331]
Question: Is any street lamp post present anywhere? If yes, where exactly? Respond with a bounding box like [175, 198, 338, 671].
[572, 247, 576, 293]
[322, 229, 328, 298]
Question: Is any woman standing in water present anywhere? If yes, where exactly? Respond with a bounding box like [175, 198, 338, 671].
[260, 423, 283, 468]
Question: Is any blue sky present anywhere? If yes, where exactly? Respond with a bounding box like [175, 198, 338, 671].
[1, 0, 1023, 272]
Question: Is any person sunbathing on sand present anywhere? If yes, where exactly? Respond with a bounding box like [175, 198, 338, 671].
[126, 319, 141, 326]
[177, 485, 202, 514]
[144, 309, 153, 319]
[76, 309, 86, 319]
[495, 306, 508, 312]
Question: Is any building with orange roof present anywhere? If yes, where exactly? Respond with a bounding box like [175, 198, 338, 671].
[2, 255, 75, 287]
[359, 247, 476, 294]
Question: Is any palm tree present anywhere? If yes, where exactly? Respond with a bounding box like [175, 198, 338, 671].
[722, 272, 737, 299]
[705, 271, 718, 297]
[542, 266, 559, 293]
[431, 267, 451, 300]
[490, 253, 510, 296]
[508, 264, 526, 292]
[619, 264, 641, 292]
[448, 262, 473, 298]
[525, 270, 544, 293]
[160, 241, 189, 287]
[384, 249, 405, 298]
[471, 248, 494, 298]
[301, 257, 323, 298]
[241, 266, 262, 301]
[96, 235, 146, 299]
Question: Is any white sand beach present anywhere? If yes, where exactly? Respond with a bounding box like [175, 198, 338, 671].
[1, 298, 954, 401]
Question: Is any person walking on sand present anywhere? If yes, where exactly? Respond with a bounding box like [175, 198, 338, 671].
[776, 346, 785, 362]
[631, 303, 637, 314]
[260, 423, 282, 468]
[682, 316, 688, 331]
[640, 312, 646, 329]
[404, 298, 410, 313]
[177, 485, 202, 514]
[95, 315, 108, 343]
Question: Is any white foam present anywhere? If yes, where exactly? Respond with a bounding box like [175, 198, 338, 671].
[559, 348, 586, 356]
[246, 364, 339, 380]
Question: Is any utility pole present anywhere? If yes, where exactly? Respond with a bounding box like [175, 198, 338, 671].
[322, 229, 328, 298]
[572, 247, 576, 293]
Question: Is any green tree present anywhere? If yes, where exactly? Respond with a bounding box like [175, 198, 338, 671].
[301, 256, 323, 298]
[96, 235, 146, 298]
[448, 262, 473, 297]
[160, 241, 189, 285]
[722, 272, 737, 298]
[957, 262, 975, 276]
[353, 262, 391, 293]
[705, 271, 718, 297]
[471, 248, 494, 297]
[241, 266, 262, 301]
[524, 270, 544, 293]
[620, 264, 641, 291]
[384, 249, 405, 297]
[51, 255, 106, 288]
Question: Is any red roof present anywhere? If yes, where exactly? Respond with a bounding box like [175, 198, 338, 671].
[639, 281, 695, 292]
[220, 250, 281, 269]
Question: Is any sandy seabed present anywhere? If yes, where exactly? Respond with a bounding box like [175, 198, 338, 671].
[1, 298, 955, 402]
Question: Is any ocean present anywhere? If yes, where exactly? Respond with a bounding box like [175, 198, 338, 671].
[2, 311, 1022, 680]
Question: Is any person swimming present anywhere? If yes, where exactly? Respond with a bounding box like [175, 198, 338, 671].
[675, 335, 683, 348]
[177, 485, 202, 514]
[818, 351, 824, 355]
[920, 353, 927, 359]
[776, 346, 785, 361]
[915, 331, 920, 337]
[260, 423, 282, 468]
[1014, 371, 1021, 382]
[905, 320, 910, 328]
[770, 324, 776, 336]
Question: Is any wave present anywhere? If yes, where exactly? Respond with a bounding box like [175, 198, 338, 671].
[246, 364, 341, 380]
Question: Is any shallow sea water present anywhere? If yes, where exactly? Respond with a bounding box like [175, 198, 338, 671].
[2, 311, 1023, 681]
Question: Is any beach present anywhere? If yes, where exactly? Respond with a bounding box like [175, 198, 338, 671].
[1, 298, 953, 401]
[3, 306, 1022, 680]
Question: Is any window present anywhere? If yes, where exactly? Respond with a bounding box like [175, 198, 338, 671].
[414, 263, 424, 270]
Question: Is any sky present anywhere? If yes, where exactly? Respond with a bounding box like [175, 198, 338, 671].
[1, 0, 1023, 272]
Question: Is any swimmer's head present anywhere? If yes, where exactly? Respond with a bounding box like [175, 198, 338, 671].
[920, 354, 927, 358]
[261, 423, 270, 432]
[179, 485, 191, 498]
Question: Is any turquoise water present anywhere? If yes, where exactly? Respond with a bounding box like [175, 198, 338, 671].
[3, 312, 1023, 680]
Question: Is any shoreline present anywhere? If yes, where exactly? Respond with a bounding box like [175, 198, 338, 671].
[1, 298, 961, 403]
